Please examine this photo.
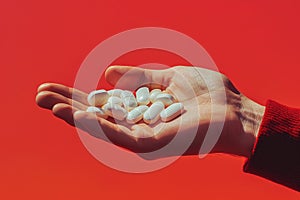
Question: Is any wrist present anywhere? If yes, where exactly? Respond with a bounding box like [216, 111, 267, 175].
[238, 95, 265, 158]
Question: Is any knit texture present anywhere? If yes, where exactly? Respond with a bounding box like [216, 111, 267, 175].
[244, 100, 300, 191]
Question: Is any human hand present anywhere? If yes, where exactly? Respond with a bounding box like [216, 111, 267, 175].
[36, 66, 265, 158]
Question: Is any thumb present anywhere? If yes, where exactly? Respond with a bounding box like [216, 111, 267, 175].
[105, 65, 173, 90]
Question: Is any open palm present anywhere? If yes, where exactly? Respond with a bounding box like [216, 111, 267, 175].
[36, 66, 262, 158]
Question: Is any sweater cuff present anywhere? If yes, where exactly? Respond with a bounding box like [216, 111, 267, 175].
[243, 100, 300, 191]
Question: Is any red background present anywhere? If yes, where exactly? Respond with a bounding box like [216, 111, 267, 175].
[1, 0, 300, 199]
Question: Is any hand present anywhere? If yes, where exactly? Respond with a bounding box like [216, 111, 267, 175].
[36, 66, 265, 158]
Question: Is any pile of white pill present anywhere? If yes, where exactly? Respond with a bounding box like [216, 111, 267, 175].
[86, 87, 184, 124]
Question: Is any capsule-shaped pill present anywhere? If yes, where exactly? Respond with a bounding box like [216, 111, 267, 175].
[136, 87, 150, 105]
[102, 103, 127, 120]
[149, 89, 162, 103]
[160, 103, 184, 122]
[87, 90, 109, 107]
[86, 106, 108, 119]
[155, 93, 175, 106]
[143, 101, 164, 124]
[120, 90, 137, 110]
[126, 105, 149, 124]
[107, 96, 123, 105]
[107, 89, 123, 97]
[120, 90, 134, 98]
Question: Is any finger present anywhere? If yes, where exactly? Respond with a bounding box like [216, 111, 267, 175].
[52, 103, 77, 126]
[73, 111, 139, 151]
[37, 83, 88, 105]
[52, 103, 90, 132]
[36, 91, 88, 110]
[105, 65, 173, 90]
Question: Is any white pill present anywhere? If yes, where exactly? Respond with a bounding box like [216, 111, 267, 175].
[143, 101, 164, 124]
[87, 90, 109, 107]
[126, 105, 149, 124]
[86, 106, 108, 119]
[120, 90, 137, 110]
[149, 89, 162, 103]
[160, 103, 184, 122]
[107, 96, 123, 105]
[120, 90, 133, 98]
[136, 87, 150, 105]
[150, 89, 161, 94]
[155, 93, 175, 106]
[107, 89, 123, 97]
[102, 103, 127, 120]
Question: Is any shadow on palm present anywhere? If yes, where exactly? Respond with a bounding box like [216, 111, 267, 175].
[36, 66, 231, 159]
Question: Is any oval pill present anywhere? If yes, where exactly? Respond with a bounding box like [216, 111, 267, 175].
[149, 89, 162, 103]
[160, 103, 184, 122]
[136, 87, 150, 105]
[136, 105, 149, 113]
[126, 105, 149, 124]
[155, 93, 175, 106]
[143, 101, 164, 124]
[120, 90, 137, 110]
[86, 106, 108, 119]
[102, 103, 127, 120]
[120, 90, 134, 98]
[87, 90, 109, 107]
[107, 89, 123, 97]
[107, 96, 123, 105]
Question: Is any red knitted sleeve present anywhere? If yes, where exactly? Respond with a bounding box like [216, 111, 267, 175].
[243, 100, 300, 191]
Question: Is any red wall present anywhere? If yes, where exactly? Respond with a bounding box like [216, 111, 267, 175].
[1, 0, 299, 199]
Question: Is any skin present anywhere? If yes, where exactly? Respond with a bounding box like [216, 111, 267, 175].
[36, 66, 265, 159]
